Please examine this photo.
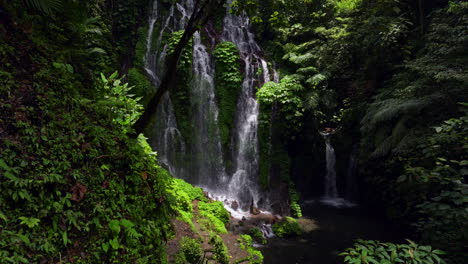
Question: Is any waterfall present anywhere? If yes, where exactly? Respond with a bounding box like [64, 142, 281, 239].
[144, 1, 186, 179]
[222, 1, 273, 212]
[319, 132, 356, 207]
[322, 134, 339, 198]
[144, 0, 276, 216]
[190, 32, 227, 186]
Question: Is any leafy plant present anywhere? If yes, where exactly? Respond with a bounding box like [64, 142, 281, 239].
[210, 235, 230, 264]
[99, 72, 143, 134]
[272, 216, 301, 238]
[179, 237, 203, 263]
[248, 227, 267, 245]
[237, 234, 264, 264]
[214, 41, 243, 150]
[340, 239, 447, 264]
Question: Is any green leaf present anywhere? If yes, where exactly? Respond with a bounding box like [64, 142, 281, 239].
[108, 220, 121, 234]
[432, 249, 445, 255]
[102, 242, 109, 252]
[19, 217, 40, 228]
[120, 219, 134, 228]
[109, 238, 119, 250]
[109, 71, 118, 79]
[0, 212, 7, 222]
[0, 159, 11, 171]
[17, 234, 30, 244]
[100, 73, 107, 83]
[65, 64, 74, 73]
[62, 231, 68, 245]
[4, 171, 18, 181]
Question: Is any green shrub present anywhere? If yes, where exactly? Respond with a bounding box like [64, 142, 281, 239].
[248, 227, 267, 244]
[272, 217, 301, 238]
[210, 235, 229, 264]
[288, 184, 302, 218]
[340, 239, 447, 264]
[237, 235, 264, 264]
[180, 237, 203, 263]
[173, 179, 207, 202]
[0, 69, 172, 262]
[198, 214, 228, 234]
[198, 201, 230, 224]
[174, 251, 187, 264]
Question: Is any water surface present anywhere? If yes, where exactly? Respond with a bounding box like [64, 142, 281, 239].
[259, 200, 404, 264]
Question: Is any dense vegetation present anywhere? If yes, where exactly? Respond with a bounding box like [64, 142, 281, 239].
[239, 0, 467, 263]
[0, 1, 248, 263]
[1, 0, 466, 263]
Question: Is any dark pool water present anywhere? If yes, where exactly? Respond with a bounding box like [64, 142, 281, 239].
[258, 200, 405, 264]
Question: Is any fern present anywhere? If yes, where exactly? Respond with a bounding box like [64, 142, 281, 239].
[363, 94, 442, 132]
[23, 0, 63, 15]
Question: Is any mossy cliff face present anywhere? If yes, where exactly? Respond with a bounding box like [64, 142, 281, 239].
[214, 41, 243, 169]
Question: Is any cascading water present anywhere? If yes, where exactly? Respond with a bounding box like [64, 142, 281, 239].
[190, 32, 227, 186]
[144, 0, 225, 193]
[144, 0, 276, 216]
[319, 132, 356, 207]
[144, 1, 187, 178]
[222, 1, 273, 212]
[322, 134, 339, 198]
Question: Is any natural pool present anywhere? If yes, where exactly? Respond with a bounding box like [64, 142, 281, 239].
[258, 200, 405, 264]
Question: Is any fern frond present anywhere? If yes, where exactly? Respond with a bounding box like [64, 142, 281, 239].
[393, 131, 418, 155]
[306, 73, 327, 86]
[289, 52, 314, 64]
[363, 93, 442, 132]
[297, 66, 318, 74]
[23, 0, 63, 15]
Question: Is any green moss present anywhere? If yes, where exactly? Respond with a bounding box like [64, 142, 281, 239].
[288, 183, 302, 218]
[167, 178, 209, 232]
[214, 41, 243, 155]
[248, 227, 267, 245]
[172, 178, 207, 202]
[134, 26, 148, 68]
[198, 213, 228, 234]
[258, 107, 272, 189]
[176, 210, 195, 231]
[272, 217, 301, 238]
[166, 30, 193, 148]
[198, 201, 230, 224]
[237, 235, 264, 264]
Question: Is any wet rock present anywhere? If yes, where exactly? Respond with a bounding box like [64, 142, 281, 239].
[250, 205, 260, 215]
[231, 200, 239, 211]
[250, 200, 261, 215]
